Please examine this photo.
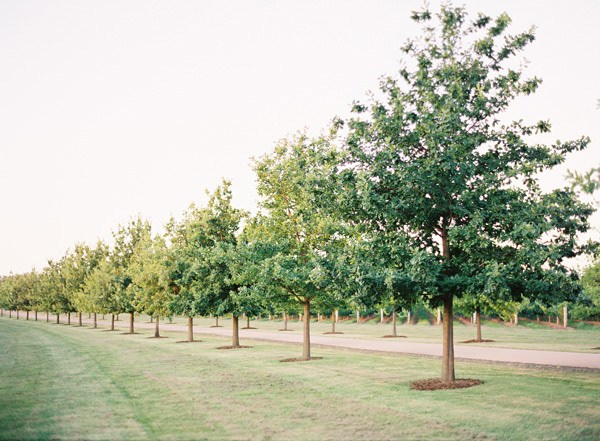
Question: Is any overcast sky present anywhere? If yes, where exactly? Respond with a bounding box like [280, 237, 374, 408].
[1, 0, 599, 275]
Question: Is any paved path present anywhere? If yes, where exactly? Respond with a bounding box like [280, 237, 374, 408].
[88, 318, 600, 370]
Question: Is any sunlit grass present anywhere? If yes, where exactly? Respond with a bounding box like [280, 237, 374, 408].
[1, 317, 599, 440]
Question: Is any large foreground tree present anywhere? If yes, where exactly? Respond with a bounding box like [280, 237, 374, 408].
[343, 5, 595, 382]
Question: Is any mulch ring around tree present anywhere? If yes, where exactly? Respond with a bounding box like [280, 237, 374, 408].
[410, 378, 483, 391]
[382, 335, 407, 338]
[323, 331, 344, 334]
[461, 339, 495, 343]
[216, 345, 252, 350]
[280, 357, 323, 363]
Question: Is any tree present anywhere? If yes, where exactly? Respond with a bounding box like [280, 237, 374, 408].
[111, 216, 152, 334]
[342, 4, 595, 382]
[253, 131, 347, 360]
[181, 180, 252, 348]
[129, 232, 173, 338]
[83, 259, 120, 330]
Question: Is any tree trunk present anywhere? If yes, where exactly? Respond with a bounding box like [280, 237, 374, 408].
[35, 310, 38, 321]
[247, 316, 250, 328]
[16, 310, 19, 320]
[392, 310, 397, 337]
[331, 311, 336, 333]
[475, 306, 482, 342]
[437, 307, 441, 325]
[46, 311, 49, 322]
[302, 301, 311, 360]
[67, 312, 71, 325]
[116, 314, 119, 321]
[102, 314, 105, 320]
[563, 305, 568, 328]
[232, 315, 240, 347]
[514, 312, 519, 326]
[441, 294, 455, 382]
[150, 316, 153, 323]
[380, 308, 384, 324]
[88, 312, 91, 319]
[356, 310, 360, 323]
[215, 316, 219, 327]
[299, 313, 303, 322]
[26, 311, 29, 320]
[56, 313, 60, 324]
[407, 310, 411, 325]
[187, 316, 194, 342]
[556, 316, 560, 325]
[335, 309, 339, 323]
[111, 314, 115, 331]
[129, 312, 134, 333]
[8, 310, 11, 318]
[154, 316, 160, 337]
[0, 309, 3, 317]
[93, 313, 97, 329]
[78, 312, 83, 327]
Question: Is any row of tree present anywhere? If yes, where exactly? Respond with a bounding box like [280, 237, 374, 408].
[1, 5, 598, 383]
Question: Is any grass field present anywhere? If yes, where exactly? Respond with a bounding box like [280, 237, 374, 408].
[1, 317, 599, 440]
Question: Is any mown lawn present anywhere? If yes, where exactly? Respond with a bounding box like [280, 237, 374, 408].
[1, 317, 599, 440]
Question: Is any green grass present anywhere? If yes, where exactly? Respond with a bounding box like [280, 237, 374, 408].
[1, 318, 599, 440]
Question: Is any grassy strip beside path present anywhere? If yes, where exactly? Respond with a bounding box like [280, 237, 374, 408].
[1, 318, 599, 440]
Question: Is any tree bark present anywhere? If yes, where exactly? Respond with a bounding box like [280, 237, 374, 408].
[8, 310, 11, 318]
[380, 308, 384, 324]
[215, 316, 219, 327]
[232, 315, 240, 347]
[441, 294, 455, 382]
[46, 311, 49, 322]
[437, 307, 441, 325]
[356, 310, 360, 323]
[475, 306, 482, 342]
[246, 316, 250, 328]
[563, 304, 568, 328]
[392, 310, 397, 337]
[67, 312, 71, 325]
[187, 316, 194, 342]
[111, 314, 115, 331]
[88, 312, 91, 319]
[93, 313, 97, 329]
[56, 313, 60, 324]
[335, 309, 339, 323]
[150, 316, 153, 323]
[129, 312, 134, 333]
[514, 312, 519, 325]
[407, 310, 411, 325]
[154, 316, 160, 337]
[302, 301, 311, 360]
[78, 311, 83, 327]
[34, 310, 38, 321]
[26, 311, 29, 320]
[16, 310, 19, 320]
[331, 311, 336, 333]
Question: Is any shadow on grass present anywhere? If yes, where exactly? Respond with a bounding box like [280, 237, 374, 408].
[280, 357, 323, 363]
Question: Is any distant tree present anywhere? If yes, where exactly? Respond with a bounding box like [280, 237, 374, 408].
[129, 233, 173, 338]
[111, 216, 152, 334]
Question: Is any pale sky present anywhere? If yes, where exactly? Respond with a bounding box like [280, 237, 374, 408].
[1, 0, 599, 275]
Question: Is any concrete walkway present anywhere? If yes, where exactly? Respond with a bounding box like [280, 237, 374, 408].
[82, 317, 600, 370]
